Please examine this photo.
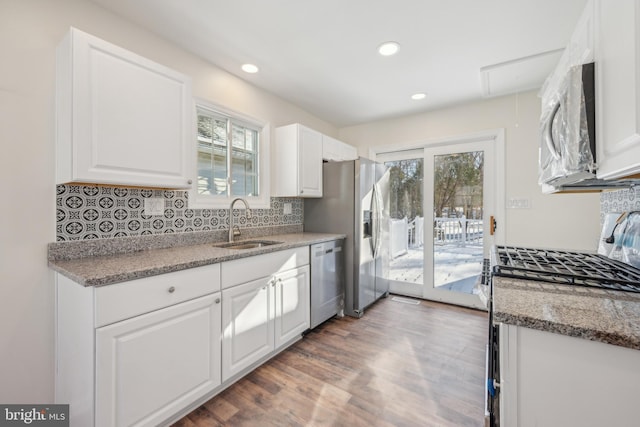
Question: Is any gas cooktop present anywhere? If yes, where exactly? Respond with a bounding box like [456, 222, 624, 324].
[491, 245, 640, 293]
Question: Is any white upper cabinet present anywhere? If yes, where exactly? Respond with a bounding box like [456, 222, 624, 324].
[56, 28, 193, 188]
[322, 134, 358, 162]
[595, 0, 640, 179]
[540, 1, 594, 102]
[272, 123, 323, 197]
[571, 1, 595, 65]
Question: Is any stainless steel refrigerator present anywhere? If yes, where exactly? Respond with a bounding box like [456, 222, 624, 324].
[304, 158, 390, 318]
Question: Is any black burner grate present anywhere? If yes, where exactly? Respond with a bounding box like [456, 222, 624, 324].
[481, 258, 491, 285]
[491, 246, 640, 293]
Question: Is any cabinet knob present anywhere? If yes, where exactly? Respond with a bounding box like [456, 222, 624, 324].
[187, 179, 193, 185]
[168, 286, 176, 293]
[300, 190, 304, 194]
[215, 297, 221, 304]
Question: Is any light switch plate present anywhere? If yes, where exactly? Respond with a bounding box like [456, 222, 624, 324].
[144, 197, 165, 216]
[283, 202, 292, 215]
[506, 198, 531, 209]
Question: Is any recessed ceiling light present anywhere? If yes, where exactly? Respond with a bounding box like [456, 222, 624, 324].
[411, 93, 426, 100]
[241, 63, 259, 73]
[378, 41, 400, 56]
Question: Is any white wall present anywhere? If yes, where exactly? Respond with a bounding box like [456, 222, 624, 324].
[0, 0, 336, 403]
[339, 91, 602, 250]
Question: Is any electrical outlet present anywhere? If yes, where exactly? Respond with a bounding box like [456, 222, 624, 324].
[283, 202, 292, 215]
[144, 197, 165, 216]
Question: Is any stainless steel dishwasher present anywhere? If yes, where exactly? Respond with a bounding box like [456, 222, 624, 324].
[310, 239, 345, 329]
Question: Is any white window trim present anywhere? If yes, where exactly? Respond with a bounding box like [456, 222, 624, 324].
[189, 98, 271, 209]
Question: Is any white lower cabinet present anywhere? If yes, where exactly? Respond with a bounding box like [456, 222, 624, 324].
[55, 263, 221, 427]
[499, 324, 640, 427]
[221, 277, 274, 380]
[221, 264, 310, 381]
[274, 266, 310, 348]
[56, 246, 311, 427]
[95, 293, 221, 427]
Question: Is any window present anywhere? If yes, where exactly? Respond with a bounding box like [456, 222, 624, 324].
[190, 101, 270, 208]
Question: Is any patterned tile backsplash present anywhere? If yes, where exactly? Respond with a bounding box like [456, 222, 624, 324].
[56, 185, 303, 241]
[59, 184, 636, 241]
[600, 186, 640, 216]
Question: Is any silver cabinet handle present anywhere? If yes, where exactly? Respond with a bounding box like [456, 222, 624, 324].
[168, 286, 176, 293]
[215, 297, 221, 304]
[187, 179, 193, 185]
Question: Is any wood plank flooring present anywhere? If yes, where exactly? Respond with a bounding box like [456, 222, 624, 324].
[172, 296, 488, 427]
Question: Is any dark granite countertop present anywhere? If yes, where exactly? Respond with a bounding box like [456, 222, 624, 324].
[48, 231, 345, 287]
[493, 276, 640, 350]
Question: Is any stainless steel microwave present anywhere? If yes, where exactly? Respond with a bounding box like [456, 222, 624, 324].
[538, 62, 596, 187]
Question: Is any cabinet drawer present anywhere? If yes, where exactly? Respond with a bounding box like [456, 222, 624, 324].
[95, 263, 220, 327]
[221, 247, 309, 289]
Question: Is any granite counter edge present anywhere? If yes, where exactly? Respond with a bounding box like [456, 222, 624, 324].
[49, 233, 346, 287]
[494, 311, 640, 351]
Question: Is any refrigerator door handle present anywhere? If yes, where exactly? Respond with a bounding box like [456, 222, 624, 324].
[371, 183, 382, 258]
[370, 184, 377, 257]
[376, 184, 383, 256]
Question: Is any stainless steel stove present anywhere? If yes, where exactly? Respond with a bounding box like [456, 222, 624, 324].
[491, 245, 640, 293]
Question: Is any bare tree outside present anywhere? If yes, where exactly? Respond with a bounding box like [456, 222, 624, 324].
[387, 159, 423, 221]
[434, 151, 483, 219]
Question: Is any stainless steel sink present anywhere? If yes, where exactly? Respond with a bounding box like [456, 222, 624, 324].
[214, 240, 282, 250]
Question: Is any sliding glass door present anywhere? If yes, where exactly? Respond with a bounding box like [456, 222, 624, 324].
[378, 138, 497, 309]
[378, 150, 425, 298]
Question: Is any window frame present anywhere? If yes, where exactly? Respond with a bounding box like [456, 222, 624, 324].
[189, 99, 270, 209]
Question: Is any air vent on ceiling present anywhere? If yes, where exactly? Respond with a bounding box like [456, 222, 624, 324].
[480, 48, 565, 98]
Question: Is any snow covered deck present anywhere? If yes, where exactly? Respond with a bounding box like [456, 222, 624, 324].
[388, 243, 484, 294]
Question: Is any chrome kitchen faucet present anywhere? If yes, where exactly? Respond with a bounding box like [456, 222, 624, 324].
[228, 198, 252, 242]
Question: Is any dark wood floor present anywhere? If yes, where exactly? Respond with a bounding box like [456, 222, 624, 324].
[172, 295, 488, 427]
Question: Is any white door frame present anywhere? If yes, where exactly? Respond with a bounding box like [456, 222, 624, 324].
[370, 129, 506, 309]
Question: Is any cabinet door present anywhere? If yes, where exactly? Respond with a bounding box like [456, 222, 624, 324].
[221, 278, 274, 381]
[274, 265, 310, 348]
[57, 28, 192, 188]
[595, 0, 640, 179]
[500, 324, 640, 427]
[272, 124, 323, 197]
[95, 293, 221, 427]
[298, 126, 323, 197]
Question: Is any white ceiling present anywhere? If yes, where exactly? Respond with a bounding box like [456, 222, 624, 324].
[89, 0, 588, 127]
